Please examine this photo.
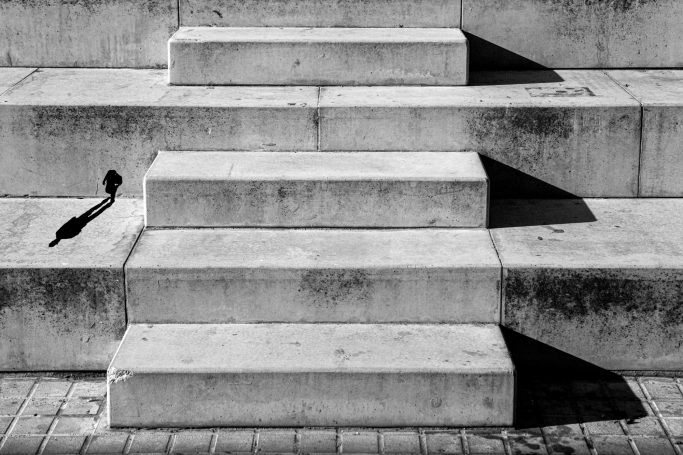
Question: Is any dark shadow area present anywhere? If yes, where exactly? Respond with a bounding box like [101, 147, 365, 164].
[49, 197, 113, 247]
[502, 327, 650, 429]
[481, 156, 579, 199]
[465, 33, 565, 76]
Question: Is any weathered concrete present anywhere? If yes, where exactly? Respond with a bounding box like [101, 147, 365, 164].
[0, 0, 177, 68]
[320, 70, 641, 197]
[108, 323, 514, 427]
[180, 0, 461, 28]
[0, 198, 144, 371]
[491, 199, 683, 370]
[126, 229, 501, 324]
[0, 68, 35, 95]
[169, 27, 468, 86]
[0, 69, 318, 197]
[462, 0, 683, 69]
[145, 151, 488, 228]
[608, 70, 683, 197]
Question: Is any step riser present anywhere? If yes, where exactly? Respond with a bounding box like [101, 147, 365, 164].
[180, 0, 461, 28]
[168, 29, 468, 86]
[127, 268, 500, 324]
[146, 180, 487, 227]
[109, 372, 514, 427]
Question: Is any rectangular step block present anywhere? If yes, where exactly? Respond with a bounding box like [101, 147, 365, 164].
[108, 323, 514, 427]
[126, 229, 501, 324]
[145, 151, 488, 228]
[169, 27, 468, 86]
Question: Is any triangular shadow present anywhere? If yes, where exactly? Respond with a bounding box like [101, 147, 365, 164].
[465, 33, 564, 75]
[502, 327, 649, 429]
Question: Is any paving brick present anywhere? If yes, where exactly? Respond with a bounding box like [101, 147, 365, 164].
[33, 382, 71, 398]
[0, 435, 44, 454]
[71, 382, 106, 399]
[299, 430, 337, 453]
[0, 380, 34, 398]
[605, 380, 647, 400]
[22, 398, 65, 416]
[258, 430, 296, 453]
[590, 436, 634, 455]
[655, 401, 683, 417]
[62, 397, 103, 416]
[43, 435, 86, 454]
[626, 417, 666, 436]
[86, 433, 129, 454]
[507, 431, 546, 455]
[632, 437, 677, 455]
[341, 431, 378, 454]
[584, 420, 624, 436]
[12, 417, 54, 435]
[665, 418, 683, 437]
[466, 433, 505, 454]
[641, 379, 683, 400]
[128, 432, 171, 453]
[173, 431, 214, 453]
[0, 418, 11, 434]
[383, 431, 420, 453]
[0, 399, 23, 416]
[214, 430, 254, 453]
[426, 432, 463, 454]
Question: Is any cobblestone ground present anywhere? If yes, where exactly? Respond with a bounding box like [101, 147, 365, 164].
[0, 374, 682, 454]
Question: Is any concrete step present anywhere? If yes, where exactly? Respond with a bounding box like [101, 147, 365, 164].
[490, 198, 683, 371]
[0, 197, 144, 371]
[0, 69, 652, 198]
[180, 0, 460, 28]
[108, 323, 514, 427]
[168, 27, 468, 86]
[145, 151, 488, 228]
[126, 228, 501, 324]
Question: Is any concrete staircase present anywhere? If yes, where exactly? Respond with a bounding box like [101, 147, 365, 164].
[106, 13, 516, 427]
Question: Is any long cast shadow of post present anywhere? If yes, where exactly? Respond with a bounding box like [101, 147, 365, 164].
[49, 197, 113, 247]
[502, 328, 649, 429]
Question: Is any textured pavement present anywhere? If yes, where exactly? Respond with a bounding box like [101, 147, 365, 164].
[0, 374, 682, 454]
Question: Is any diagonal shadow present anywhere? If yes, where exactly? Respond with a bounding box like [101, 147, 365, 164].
[49, 197, 113, 247]
[502, 328, 649, 429]
[465, 33, 564, 75]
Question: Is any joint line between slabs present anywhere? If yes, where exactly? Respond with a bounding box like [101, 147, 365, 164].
[0, 379, 39, 452]
[37, 381, 77, 455]
[636, 378, 683, 455]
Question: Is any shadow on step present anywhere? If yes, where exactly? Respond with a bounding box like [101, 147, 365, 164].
[501, 328, 649, 429]
[465, 33, 564, 78]
[49, 197, 113, 247]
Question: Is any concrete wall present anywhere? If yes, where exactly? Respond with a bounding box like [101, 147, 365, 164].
[0, 0, 177, 68]
[463, 0, 683, 69]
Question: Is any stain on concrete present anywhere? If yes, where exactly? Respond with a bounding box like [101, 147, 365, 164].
[299, 270, 372, 307]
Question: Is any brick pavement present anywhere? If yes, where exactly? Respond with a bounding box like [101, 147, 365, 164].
[0, 374, 682, 454]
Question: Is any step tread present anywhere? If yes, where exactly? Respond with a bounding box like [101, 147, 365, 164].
[147, 151, 487, 182]
[111, 323, 513, 374]
[126, 228, 499, 269]
[172, 26, 467, 43]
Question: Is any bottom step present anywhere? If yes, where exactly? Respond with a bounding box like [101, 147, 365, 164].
[108, 324, 514, 427]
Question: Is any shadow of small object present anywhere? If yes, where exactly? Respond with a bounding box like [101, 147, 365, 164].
[49, 198, 113, 247]
[502, 327, 649, 429]
[465, 33, 565, 76]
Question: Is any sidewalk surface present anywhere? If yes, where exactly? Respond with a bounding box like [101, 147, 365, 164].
[0, 374, 682, 454]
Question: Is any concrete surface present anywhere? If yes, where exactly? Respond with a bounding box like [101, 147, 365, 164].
[180, 0, 461, 28]
[462, 0, 683, 69]
[491, 199, 683, 371]
[169, 27, 468, 86]
[319, 70, 641, 197]
[1, 374, 682, 453]
[0, 68, 35, 95]
[609, 70, 683, 197]
[144, 151, 489, 228]
[0, 69, 318, 197]
[125, 228, 501, 324]
[108, 324, 514, 427]
[0, 198, 144, 371]
[0, 0, 177, 68]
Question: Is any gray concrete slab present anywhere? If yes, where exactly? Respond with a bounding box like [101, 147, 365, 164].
[0, 68, 34, 95]
[0, 69, 318, 197]
[144, 151, 489, 228]
[491, 199, 683, 370]
[0, 198, 144, 371]
[125, 228, 501, 324]
[180, 0, 461, 28]
[108, 323, 514, 427]
[608, 70, 683, 197]
[462, 0, 683, 69]
[0, 0, 177, 68]
[169, 27, 468, 86]
[319, 70, 641, 197]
